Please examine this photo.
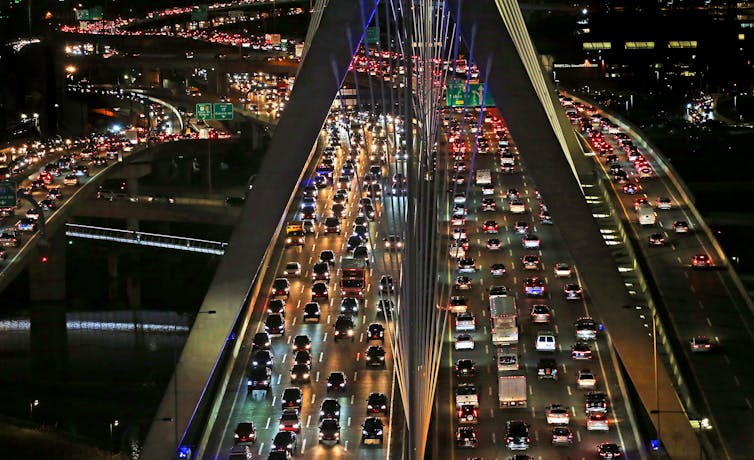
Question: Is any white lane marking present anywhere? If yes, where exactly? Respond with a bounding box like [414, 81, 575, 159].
[301, 438, 307, 453]
[271, 396, 277, 407]
[491, 432, 496, 444]
[734, 376, 741, 387]
[746, 398, 753, 410]
[265, 417, 271, 429]
[354, 371, 359, 382]
[316, 371, 320, 382]
[706, 317, 712, 327]
[350, 394, 355, 405]
[323, 332, 328, 342]
[567, 386, 572, 396]
[576, 430, 582, 443]
[276, 374, 282, 385]
[311, 392, 316, 404]
[306, 415, 311, 428]
[344, 440, 349, 451]
[319, 352, 324, 363]
[347, 416, 352, 427]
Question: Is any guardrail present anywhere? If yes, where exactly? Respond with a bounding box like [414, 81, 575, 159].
[65, 223, 228, 255]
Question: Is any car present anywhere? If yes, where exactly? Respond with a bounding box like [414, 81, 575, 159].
[486, 238, 503, 250]
[648, 233, 666, 246]
[447, 296, 468, 313]
[656, 197, 672, 210]
[16, 217, 37, 232]
[481, 220, 499, 235]
[513, 221, 529, 234]
[530, 305, 552, 324]
[451, 211, 466, 226]
[564, 283, 583, 300]
[234, 422, 257, 443]
[323, 216, 341, 234]
[39, 199, 56, 211]
[252, 350, 274, 368]
[302, 219, 316, 235]
[692, 254, 713, 268]
[481, 183, 495, 195]
[339, 297, 359, 315]
[365, 345, 386, 367]
[265, 313, 285, 336]
[622, 182, 638, 194]
[281, 387, 303, 410]
[521, 255, 540, 270]
[455, 312, 476, 331]
[377, 299, 395, 319]
[267, 299, 286, 317]
[63, 174, 79, 186]
[455, 359, 475, 378]
[509, 200, 526, 213]
[455, 426, 478, 448]
[455, 334, 474, 350]
[505, 420, 530, 450]
[279, 409, 301, 432]
[597, 443, 623, 458]
[457, 257, 477, 273]
[379, 275, 394, 294]
[523, 277, 546, 297]
[292, 350, 311, 366]
[672, 220, 690, 233]
[271, 278, 290, 298]
[506, 188, 520, 200]
[490, 263, 507, 276]
[633, 197, 649, 211]
[571, 342, 593, 360]
[480, 198, 496, 211]
[587, 412, 609, 431]
[318, 418, 340, 444]
[453, 193, 467, 206]
[320, 399, 341, 421]
[326, 371, 347, 391]
[334, 315, 355, 341]
[383, 235, 403, 249]
[361, 417, 384, 444]
[271, 431, 297, 455]
[353, 245, 370, 264]
[311, 281, 329, 301]
[546, 404, 570, 425]
[586, 391, 608, 414]
[535, 331, 556, 352]
[539, 210, 553, 224]
[489, 285, 509, 296]
[252, 332, 271, 350]
[366, 392, 388, 415]
[451, 226, 468, 240]
[689, 335, 713, 352]
[303, 302, 320, 322]
[575, 317, 599, 341]
[46, 188, 62, 200]
[282, 262, 301, 277]
[537, 358, 559, 381]
[292, 335, 311, 352]
[319, 250, 335, 265]
[522, 233, 540, 249]
[551, 426, 573, 446]
[576, 369, 597, 389]
[455, 275, 473, 290]
[347, 235, 363, 252]
[553, 262, 572, 277]
[457, 404, 479, 424]
[311, 262, 330, 281]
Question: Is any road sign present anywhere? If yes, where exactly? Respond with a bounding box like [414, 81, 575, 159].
[213, 103, 234, 120]
[196, 103, 212, 121]
[366, 26, 380, 45]
[191, 4, 208, 21]
[445, 81, 496, 108]
[0, 181, 17, 208]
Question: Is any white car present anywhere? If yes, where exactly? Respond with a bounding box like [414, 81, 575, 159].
[535, 332, 557, 352]
[530, 305, 551, 324]
[455, 334, 475, 350]
[449, 244, 466, 259]
[283, 262, 302, 276]
[451, 227, 467, 240]
[638, 167, 653, 178]
[586, 413, 609, 431]
[453, 193, 467, 206]
[63, 175, 79, 186]
[576, 369, 597, 389]
[522, 234, 541, 249]
[553, 263, 572, 278]
[546, 404, 570, 425]
[451, 213, 466, 226]
[656, 197, 672, 210]
[455, 312, 476, 331]
[509, 201, 526, 214]
[481, 184, 495, 196]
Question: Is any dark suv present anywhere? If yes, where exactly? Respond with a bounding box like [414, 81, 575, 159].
[505, 420, 530, 450]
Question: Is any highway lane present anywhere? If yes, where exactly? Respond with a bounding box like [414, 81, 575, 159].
[575, 102, 754, 457]
[434, 111, 642, 460]
[203, 111, 404, 459]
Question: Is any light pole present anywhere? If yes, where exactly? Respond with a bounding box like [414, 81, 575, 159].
[29, 399, 39, 419]
[108, 419, 119, 458]
[653, 308, 661, 450]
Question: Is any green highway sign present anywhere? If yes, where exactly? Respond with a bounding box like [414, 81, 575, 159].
[445, 80, 496, 108]
[366, 26, 380, 45]
[0, 181, 17, 208]
[213, 103, 234, 120]
[191, 4, 209, 21]
[196, 103, 212, 121]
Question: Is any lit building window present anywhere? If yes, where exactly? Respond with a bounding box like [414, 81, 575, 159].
[582, 42, 611, 50]
[624, 41, 655, 49]
[667, 41, 698, 49]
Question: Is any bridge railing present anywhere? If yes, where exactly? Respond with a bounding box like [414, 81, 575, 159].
[65, 223, 228, 255]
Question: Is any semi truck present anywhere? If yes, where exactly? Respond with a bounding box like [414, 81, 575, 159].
[489, 295, 516, 320]
[498, 374, 527, 408]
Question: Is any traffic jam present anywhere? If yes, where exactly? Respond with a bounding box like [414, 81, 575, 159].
[439, 104, 628, 459]
[224, 108, 405, 459]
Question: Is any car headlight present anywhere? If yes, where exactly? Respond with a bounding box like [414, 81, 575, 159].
[279, 424, 285, 429]
[376, 429, 383, 435]
[381, 404, 386, 409]
[362, 430, 368, 435]
[347, 330, 354, 336]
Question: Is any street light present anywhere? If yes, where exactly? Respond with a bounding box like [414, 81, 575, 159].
[109, 419, 119, 458]
[29, 399, 39, 419]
